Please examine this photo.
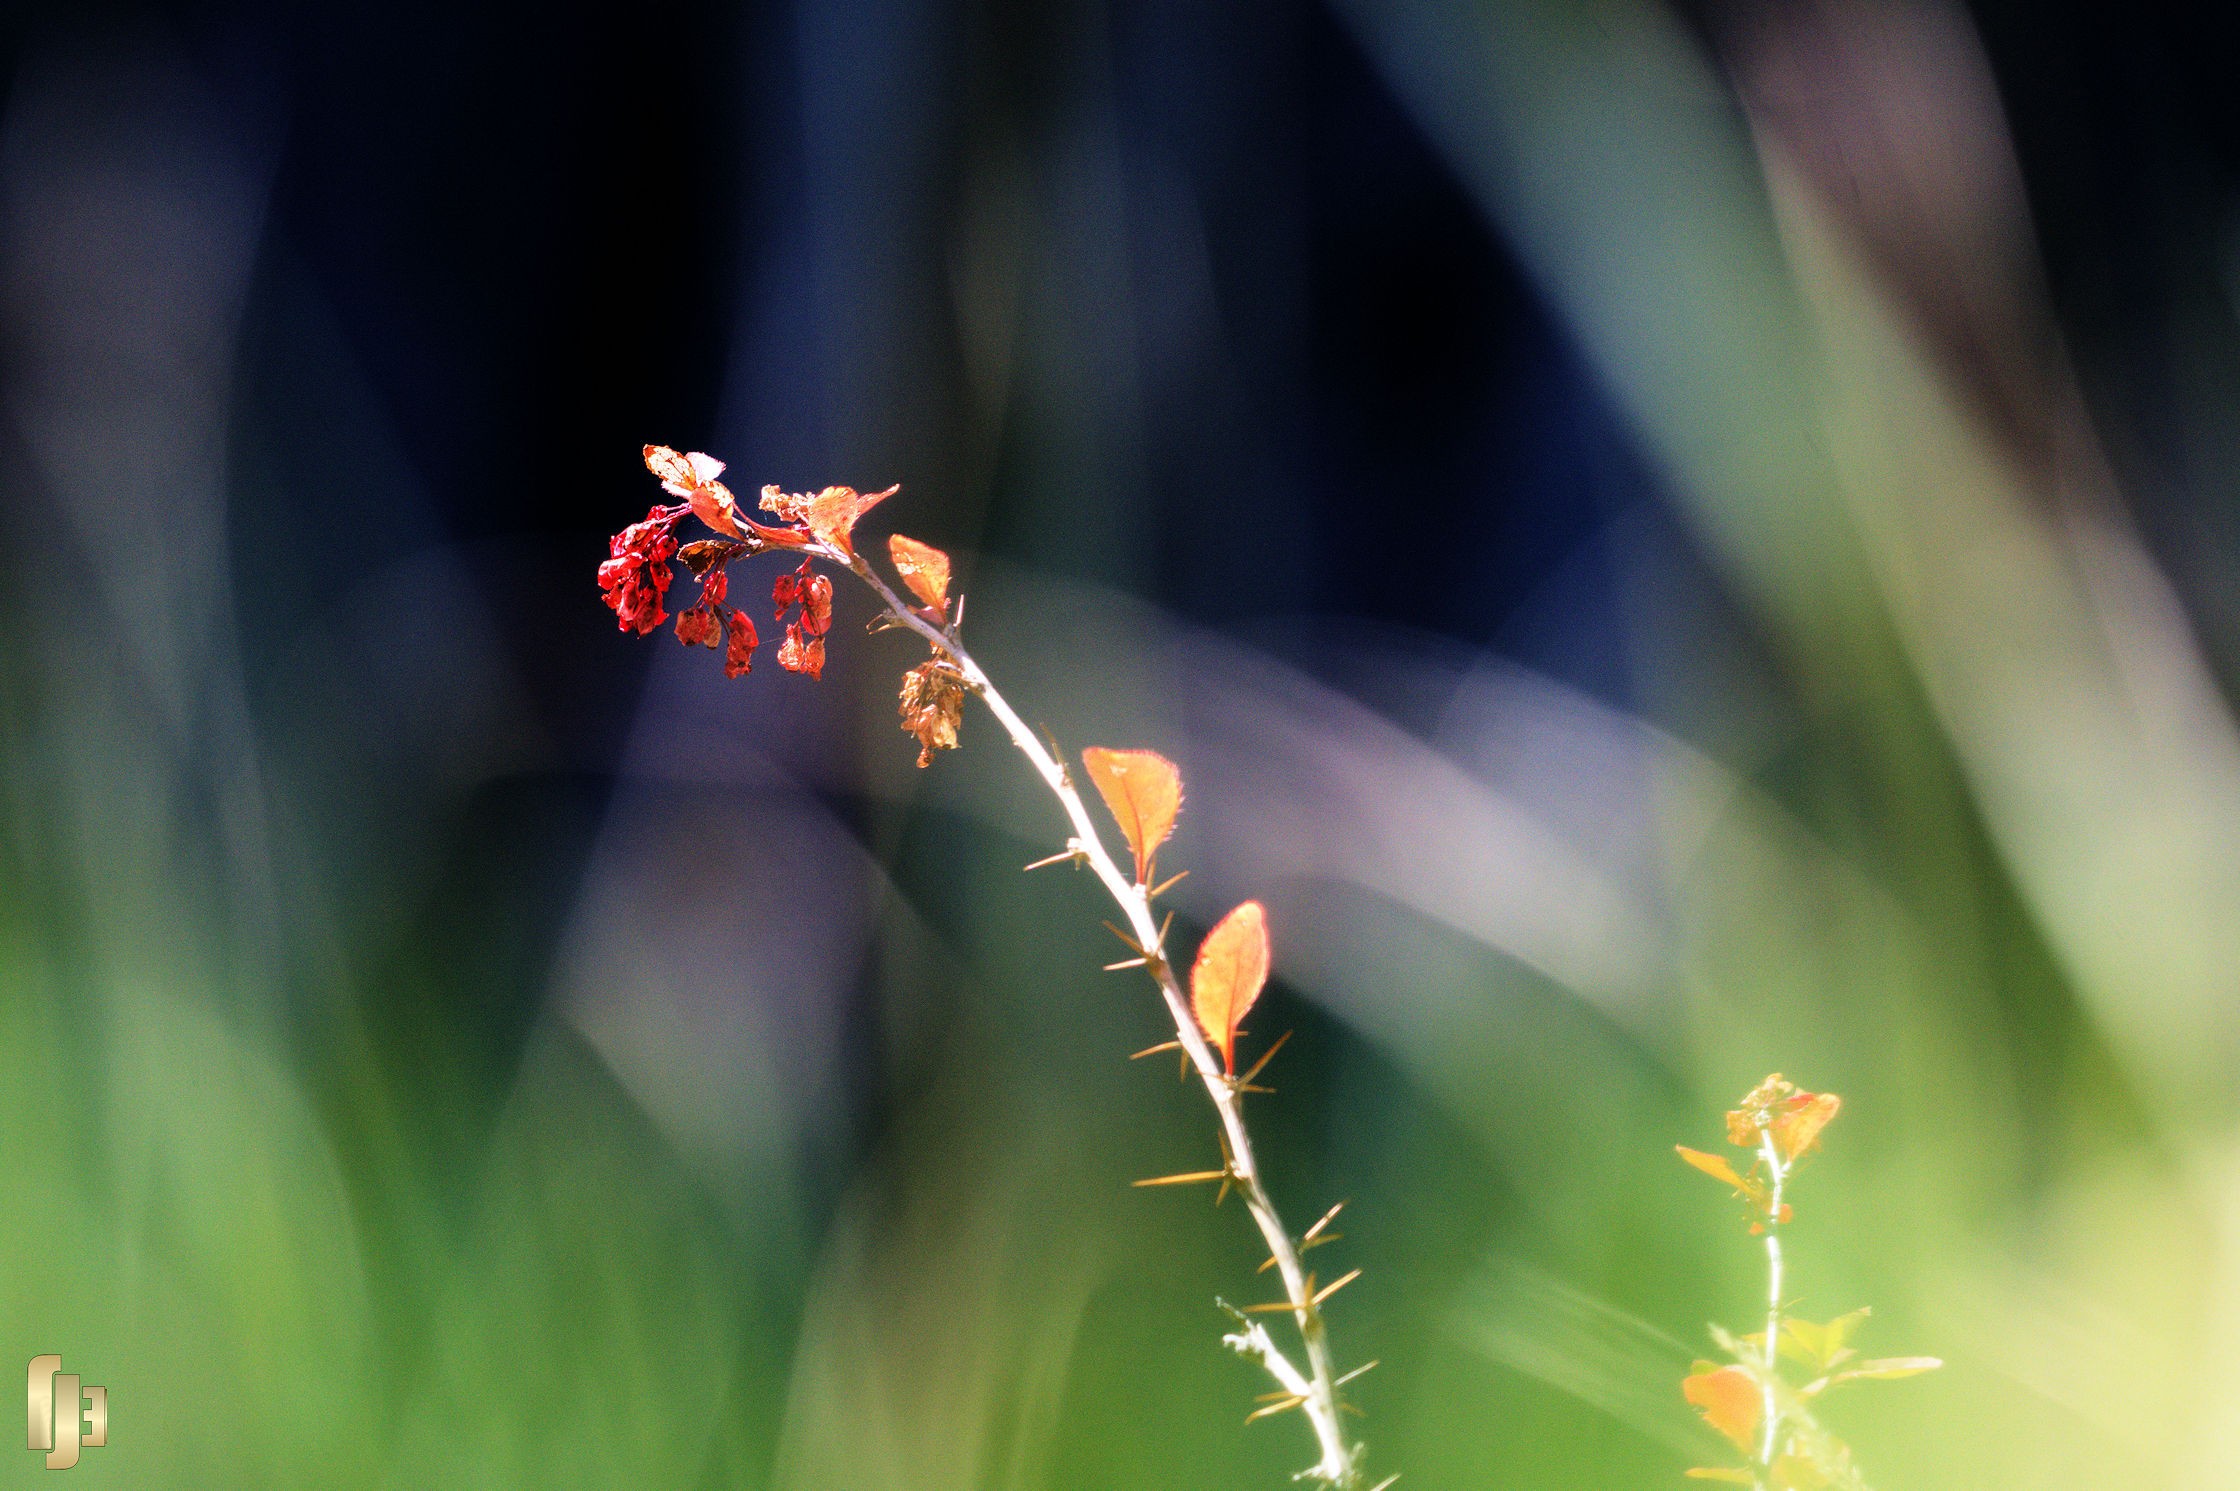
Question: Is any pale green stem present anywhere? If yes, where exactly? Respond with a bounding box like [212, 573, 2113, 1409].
[1757, 1130, 1788, 1474]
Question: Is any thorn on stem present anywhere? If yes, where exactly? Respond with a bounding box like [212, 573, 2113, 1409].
[1024, 841, 1087, 872]
[1302, 1200, 1347, 1244]
[1237, 1029, 1293, 1087]
[1245, 1395, 1306, 1424]
[1129, 1040, 1182, 1061]
[1312, 1269, 1362, 1307]
[1131, 1169, 1229, 1189]
[1147, 869, 1190, 898]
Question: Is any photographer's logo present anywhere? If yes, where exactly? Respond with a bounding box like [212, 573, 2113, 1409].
[25, 1358, 105, 1470]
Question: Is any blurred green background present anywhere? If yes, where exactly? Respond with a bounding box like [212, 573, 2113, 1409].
[5, 0, 2240, 1486]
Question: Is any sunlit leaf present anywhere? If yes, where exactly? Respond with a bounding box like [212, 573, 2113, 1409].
[802, 484, 899, 556]
[1080, 747, 1183, 884]
[1677, 1145, 1749, 1189]
[1191, 901, 1270, 1076]
[888, 533, 952, 611]
[1683, 1364, 1761, 1452]
[1770, 1091, 1841, 1163]
[1780, 1309, 1871, 1374]
[644, 444, 747, 539]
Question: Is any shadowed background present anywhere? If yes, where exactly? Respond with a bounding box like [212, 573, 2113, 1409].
[4, 0, 2240, 1486]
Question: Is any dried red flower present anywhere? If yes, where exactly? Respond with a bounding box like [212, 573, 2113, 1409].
[598, 505, 684, 635]
[776, 625, 825, 679]
[724, 610, 758, 677]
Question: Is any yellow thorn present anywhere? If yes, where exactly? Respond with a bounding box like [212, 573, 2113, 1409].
[1301, 1231, 1342, 1254]
[1131, 1170, 1228, 1188]
[1334, 1359, 1380, 1387]
[1147, 869, 1190, 898]
[1023, 845, 1084, 872]
[1101, 920, 1144, 953]
[1367, 1476, 1401, 1491]
[1342, 1402, 1366, 1418]
[1312, 1268, 1363, 1307]
[1235, 1082, 1275, 1095]
[1241, 1301, 1304, 1314]
[1103, 957, 1147, 971]
[1244, 1395, 1306, 1424]
[1157, 908, 1175, 949]
[1129, 1040, 1181, 1060]
[1302, 1200, 1347, 1244]
[1237, 1029, 1293, 1087]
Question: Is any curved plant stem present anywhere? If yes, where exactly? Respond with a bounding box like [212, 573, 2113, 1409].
[1757, 1131, 1789, 1476]
[840, 549, 1365, 1487]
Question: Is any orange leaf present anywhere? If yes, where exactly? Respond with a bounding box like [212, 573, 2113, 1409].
[1192, 901, 1270, 1076]
[644, 444, 747, 540]
[1683, 1365, 1761, 1452]
[1676, 1146, 1749, 1190]
[802, 484, 898, 556]
[1079, 747, 1182, 884]
[888, 533, 952, 611]
[1770, 1090, 1841, 1163]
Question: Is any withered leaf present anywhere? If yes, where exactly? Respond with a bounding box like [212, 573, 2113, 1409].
[888, 533, 952, 611]
[899, 661, 966, 768]
[1682, 1364, 1761, 1453]
[1079, 747, 1182, 885]
[1192, 901, 1270, 1076]
[677, 539, 746, 576]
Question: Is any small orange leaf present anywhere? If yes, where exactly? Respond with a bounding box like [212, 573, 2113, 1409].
[1080, 747, 1182, 884]
[1192, 901, 1270, 1076]
[1683, 1365, 1761, 1452]
[888, 533, 952, 611]
[644, 444, 747, 539]
[1676, 1146, 1749, 1190]
[1770, 1091, 1841, 1163]
[803, 484, 898, 556]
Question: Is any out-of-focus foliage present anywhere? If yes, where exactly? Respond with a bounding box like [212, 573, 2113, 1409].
[7, 0, 2240, 1487]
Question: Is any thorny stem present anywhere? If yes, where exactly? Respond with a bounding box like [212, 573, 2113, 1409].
[839, 548, 1366, 1488]
[1757, 1130, 1788, 1476]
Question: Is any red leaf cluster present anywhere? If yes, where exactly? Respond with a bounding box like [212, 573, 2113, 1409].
[610, 448, 957, 741]
[1724, 1074, 1841, 1164]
